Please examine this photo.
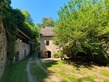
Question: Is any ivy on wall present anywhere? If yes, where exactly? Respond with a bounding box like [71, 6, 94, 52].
[0, 0, 39, 64]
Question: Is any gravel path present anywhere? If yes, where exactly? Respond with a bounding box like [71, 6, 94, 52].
[26, 57, 61, 82]
[35, 58, 61, 82]
[26, 58, 37, 82]
[35, 58, 48, 75]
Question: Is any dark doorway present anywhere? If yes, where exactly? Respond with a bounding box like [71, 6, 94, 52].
[45, 51, 51, 58]
[24, 50, 26, 58]
[15, 51, 19, 62]
[48, 51, 51, 58]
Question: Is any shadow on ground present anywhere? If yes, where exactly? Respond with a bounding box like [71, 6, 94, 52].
[40, 59, 66, 82]
[64, 59, 95, 70]
[30, 53, 65, 82]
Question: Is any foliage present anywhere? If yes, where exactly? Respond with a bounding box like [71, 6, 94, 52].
[36, 23, 42, 28]
[42, 17, 55, 27]
[18, 10, 39, 39]
[1, 0, 39, 40]
[0, 0, 18, 62]
[53, 53, 61, 58]
[0, 0, 39, 63]
[36, 17, 55, 28]
[21, 10, 39, 48]
[22, 10, 33, 22]
[53, 0, 109, 64]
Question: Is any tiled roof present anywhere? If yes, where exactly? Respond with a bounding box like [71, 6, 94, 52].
[40, 27, 54, 36]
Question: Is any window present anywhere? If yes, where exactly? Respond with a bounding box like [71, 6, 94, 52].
[46, 41, 49, 45]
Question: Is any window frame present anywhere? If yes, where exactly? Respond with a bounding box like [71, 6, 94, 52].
[46, 40, 49, 46]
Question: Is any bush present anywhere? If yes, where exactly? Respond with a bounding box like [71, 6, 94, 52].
[53, 53, 61, 58]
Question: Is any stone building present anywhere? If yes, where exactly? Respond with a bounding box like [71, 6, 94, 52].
[40, 27, 60, 58]
[15, 28, 31, 61]
[0, 17, 7, 78]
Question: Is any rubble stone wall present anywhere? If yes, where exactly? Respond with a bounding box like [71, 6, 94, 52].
[0, 17, 7, 78]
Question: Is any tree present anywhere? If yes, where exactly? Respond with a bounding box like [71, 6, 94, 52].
[22, 10, 33, 22]
[35, 17, 55, 28]
[21, 10, 39, 48]
[36, 23, 42, 28]
[53, 0, 109, 65]
[42, 17, 54, 27]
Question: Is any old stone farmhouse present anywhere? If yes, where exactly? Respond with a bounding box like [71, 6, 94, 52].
[40, 27, 60, 58]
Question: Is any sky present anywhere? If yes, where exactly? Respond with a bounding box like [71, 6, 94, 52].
[11, 0, 68, 24]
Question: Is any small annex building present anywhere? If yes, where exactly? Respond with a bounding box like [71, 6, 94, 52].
[40, 27, 60, 58]
[15, 28, 34, 61]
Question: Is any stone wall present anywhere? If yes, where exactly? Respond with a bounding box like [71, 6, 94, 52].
[40, 36, 60, 58]
[0, 17, 7, 78]
[15, 39, 30, 61]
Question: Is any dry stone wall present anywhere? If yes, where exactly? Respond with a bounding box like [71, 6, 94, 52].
[0, 17, 7, 78]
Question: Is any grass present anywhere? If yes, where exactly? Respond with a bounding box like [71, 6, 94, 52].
[0, 59, 28, 82]
[30, 62, 53, 82]
[42, 61, 80, 82]
[3, 57, 106, 82]
[79, 75, 96, 82]
[101, 70, 109, 77]
[41, 60, 109, 82]
[104, 79, 109, 82]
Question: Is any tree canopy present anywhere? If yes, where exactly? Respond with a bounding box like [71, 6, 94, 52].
[53, 0, 109, 64]
[36, 17, 55, 28]
[42, 17, 55, 27]
[18, 10, 39, 39]
[0, 0, 39, 40]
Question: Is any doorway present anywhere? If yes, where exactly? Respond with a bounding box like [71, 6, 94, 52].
[15, 51, 19, 62]
[45, 51, 51, 58]
[24, 50, 26, 58]
[48, 51, 51, 58]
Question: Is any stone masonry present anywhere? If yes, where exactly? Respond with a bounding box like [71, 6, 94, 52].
[15, 39, 30, 61]
[0, 16, 7, 78]
[40, 27, 60, 58]
[40, 36, 60, 58]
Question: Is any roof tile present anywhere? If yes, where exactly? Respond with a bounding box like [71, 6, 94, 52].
[40, 27, 54, 36]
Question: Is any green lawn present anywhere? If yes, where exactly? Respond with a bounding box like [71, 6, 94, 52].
[30, 62, 53, 82]
[0, 59, 28, 82]
[3, 58, 108, 82]
[101, 70, 109, 77]
[42, 61, 80, 82]
[42, 60, 109, 82]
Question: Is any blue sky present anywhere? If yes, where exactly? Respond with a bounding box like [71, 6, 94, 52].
[11, 0, 68, 24]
